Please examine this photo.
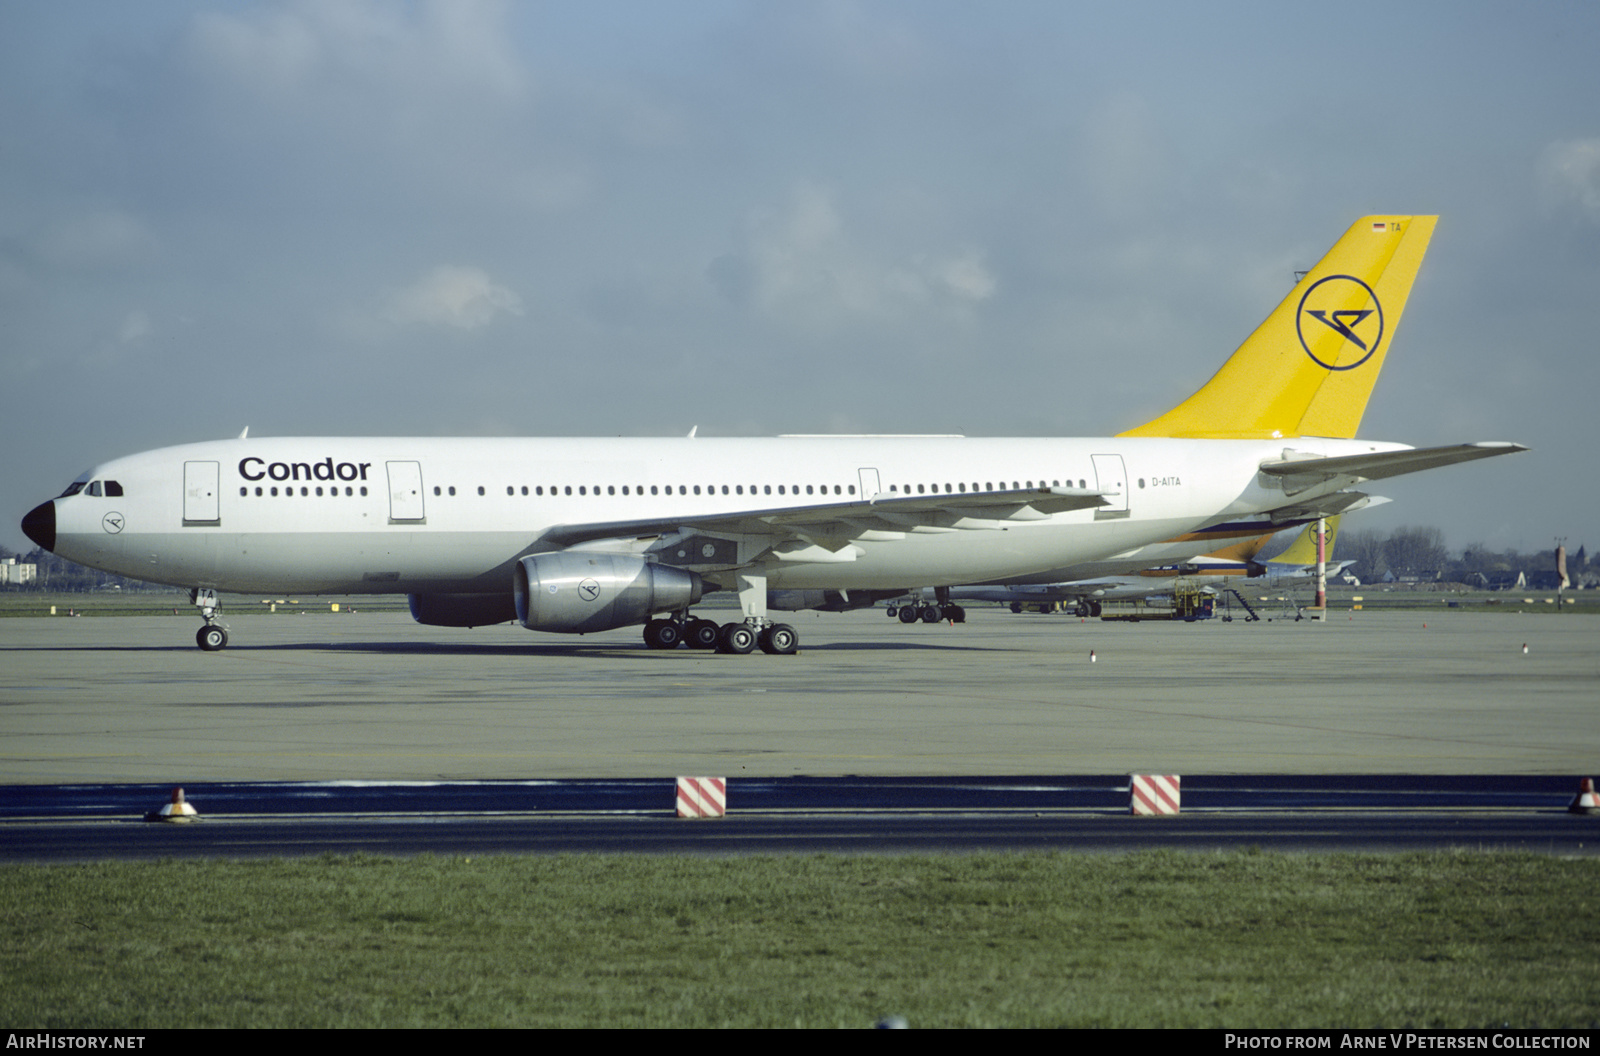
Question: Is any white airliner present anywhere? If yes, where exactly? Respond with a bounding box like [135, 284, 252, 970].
[21, 216, 1524, 654]
[784, 499, 1376, 624]
[971, 515, 1360, 617]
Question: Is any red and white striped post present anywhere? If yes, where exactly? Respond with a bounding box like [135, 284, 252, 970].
[676, 776, 727, 818]
[1130, 774, 1180, 816]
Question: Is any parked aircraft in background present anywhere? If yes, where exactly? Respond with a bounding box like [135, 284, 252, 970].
[863, 512, 1361, 621]
[21, 216, 1523, 654]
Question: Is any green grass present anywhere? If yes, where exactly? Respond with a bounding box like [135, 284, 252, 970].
[3, 851, 1595, 1028]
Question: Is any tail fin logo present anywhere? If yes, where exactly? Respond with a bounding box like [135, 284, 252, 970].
[1297, 274, 1385, 371]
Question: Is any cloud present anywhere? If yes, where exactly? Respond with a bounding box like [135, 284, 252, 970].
[384, 265, 524, 329]
[189, 0, 525, 106]
[707, 184, 997, 326]
[1539, 138, 1600, 221]
[33, 211, 158, 272]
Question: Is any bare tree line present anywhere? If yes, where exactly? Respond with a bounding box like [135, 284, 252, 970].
[1334, 527, 1588, 585]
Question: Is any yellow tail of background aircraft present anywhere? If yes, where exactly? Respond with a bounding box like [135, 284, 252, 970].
[1270, 515, 1344, 567]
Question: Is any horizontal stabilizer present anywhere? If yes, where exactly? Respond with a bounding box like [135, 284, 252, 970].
[1259, 443, 1526, 489]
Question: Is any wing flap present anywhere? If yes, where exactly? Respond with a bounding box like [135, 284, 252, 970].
[537, 486, 1111, 550]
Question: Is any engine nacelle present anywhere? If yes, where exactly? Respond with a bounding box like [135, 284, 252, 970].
[409, 592, 518, 628]
[514, 552, 703, 634]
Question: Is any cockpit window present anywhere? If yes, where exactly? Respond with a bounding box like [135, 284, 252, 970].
[87, 482, 102, 497]
[105, 481, 123, 496]
[59, 482, 86, 498]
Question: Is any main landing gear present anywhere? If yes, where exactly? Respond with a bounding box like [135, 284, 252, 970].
[887, 602, 965, 624]
[641, 572, 799, 655]
[190, 587, 229, 651]
[642, 614, 800, 654]
[885, 586, 966, 625]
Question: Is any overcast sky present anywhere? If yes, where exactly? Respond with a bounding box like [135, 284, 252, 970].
[3, 1, 1596, 557]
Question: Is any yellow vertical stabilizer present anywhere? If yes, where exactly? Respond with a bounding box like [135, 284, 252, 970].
[1270, 516, 1342, 566]
[1120, 216, 1437, 440]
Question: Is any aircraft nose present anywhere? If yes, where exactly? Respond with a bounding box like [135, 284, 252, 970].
[21, 501, 56, 553]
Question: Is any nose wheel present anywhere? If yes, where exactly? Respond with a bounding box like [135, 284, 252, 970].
[196, 625, 229, 651]
[190, 587, 229, 651]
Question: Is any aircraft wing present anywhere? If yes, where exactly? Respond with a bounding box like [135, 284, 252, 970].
[538, 485, 1113, 550]
[1259, 443, 1526, 490]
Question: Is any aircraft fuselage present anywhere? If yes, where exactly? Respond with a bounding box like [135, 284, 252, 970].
[30, 433, 1403, 596]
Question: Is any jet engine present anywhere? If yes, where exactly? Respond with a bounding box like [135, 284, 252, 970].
[514, 552, 703, 634]
[408, 593, 518, 628]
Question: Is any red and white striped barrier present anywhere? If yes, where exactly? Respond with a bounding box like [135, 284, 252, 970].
[676, 776, 726, 818]
[1130, 774, 1180, 816]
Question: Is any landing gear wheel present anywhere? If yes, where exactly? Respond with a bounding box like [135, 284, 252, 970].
[1089, 600, 1102, 618]
[946, 604, 966, 624]
[196, 625, 228, 652]
[758, 623, 799, 655]
[898, 606, 919, 624]
[920, 605, 941, 624]
[686, 618, 721, 649]
[885, 606, 898, 618]
[1074, 601, 1091, 618]
[643, 619, 683, 649]
[1010, 602, 1023, 614]
[718, 622, 757, 654]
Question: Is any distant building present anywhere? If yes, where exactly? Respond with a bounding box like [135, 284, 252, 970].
[0, 558, 37, 586]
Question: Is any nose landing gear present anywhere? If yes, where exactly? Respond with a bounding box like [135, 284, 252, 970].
[190, 587, 229, 651]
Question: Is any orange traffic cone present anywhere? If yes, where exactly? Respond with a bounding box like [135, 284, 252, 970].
[1568, 778, 1599, 816]
[145, 787, 201, 824]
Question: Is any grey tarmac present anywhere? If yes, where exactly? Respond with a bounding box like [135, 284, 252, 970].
[0, 608, 1594, 784]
